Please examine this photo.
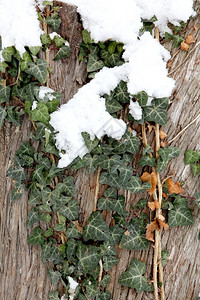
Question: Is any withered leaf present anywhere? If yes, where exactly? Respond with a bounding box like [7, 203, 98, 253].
[185, 34, 196, 44]
[181, 41, 189, 51]
[148, 200, 161, 211]
[167, 178, 183, 195]
[141, 172, 157, 195]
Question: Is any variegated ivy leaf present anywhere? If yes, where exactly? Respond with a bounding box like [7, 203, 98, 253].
[100, 275, 111, 288]
[96, 291, 112, 300]
[32, 165, 46, 186]
[143, 97, 169, 125]
[42, 243, 60, 263]
[135, 91, 148, 107]
[85, 282, 99, 298]
[48, 268, 61, 284]
[99, 154, 122, 170]
[125, 176, 151, 194]
[113, 81, 130, 103]
[190, 163, 200, 176]
[66, 222, 82, 239]
[100, 242, 116, 256]
[113, 132, 139, 154]
[139, 155, 156, 167]
[0, 106, 7, 128]
[16, 142, 34, 158]
[0, 61, 8, 73]
[2, 46, 16, 62]
[105, 96, 122, 113]
[109, 225, 125, 245]
[103, 255, 119, 271]
[29, 46, 41, 56]
[87, 52, 104, 72]
[28, 189, 41, 205]
[106, 52, 121, 67]
[54, 45, 70, 61]
[77, 244, 101, 273]
[6, 106, 24, 126]
[59, 199, 78, 221]
[45, 16, 61, 32]
[46, 99, 59, 113]
[48, 291, 60, 300]
[157, 147, 180, 172]
[104, 187, 117, 199]
[27, 226, 45, 245]
[81, 132, 99, 152]
[53, 35, 66, 47]
[40, 33, 51, 46]
[98, 195, 125, 216]
[185, 149, 200, 164]
[25, 59, 47, 83]
[0, 84, 11, 103]
[120, 224, 149, 250]
[11, 184, 24, 201]
[62, 176, 75, 197]
[168, 196, 194, 226]
[119, 259, 154, 292]
[83, 211, 111, 241]
[118, 165, 133, 185]
[82, 154, 102, 174]
[7, 157, 27, 183]
[26, 208, 40, 228]
[31, 102, 50, 124]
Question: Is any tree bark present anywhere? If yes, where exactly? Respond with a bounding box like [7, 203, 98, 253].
[0, 2, 199, 300]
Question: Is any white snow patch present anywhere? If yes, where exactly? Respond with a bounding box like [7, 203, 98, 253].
[0, 0, 42, 54]
[31, 101, 38, 110]
[68, 276, 79, 300]
[129, 101, 143, 121]
[39, 86, 55, 100]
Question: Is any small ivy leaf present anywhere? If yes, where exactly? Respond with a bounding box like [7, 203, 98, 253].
[103, 255, 119, 271]
[105, 96, 122, 113]
[85, 282, 99, 298]
[104, 187, 117, 199]
[41, 33, 51, 46]
[82, 154, 99, 174]
[190, 163, 200, 176]
[161, 250, 169, 267]
[0, 106, 7, 128]
[81, 132, 99, 152]
[120, 224, 149, 250]
[6, 106, 24, 126]
[45, 16, 61, 32]
[16, 142, 34, 158]
[21, 51, 33, 71]
[26, 208, 40, 228]
[0, 61, 8, 73]
[109, 225, 125, 245]
[31, 101, 50, 124]
[27, 226, 45, 245]
[100, 242, 116, 256]
[119, 259, 154, 292]
[63, 176, 75, 197]
[113, 81, 130, 103]
[48, 268, 61, 284]
[135, 91, 148, 107]
[96, 291, 112, 300]
[113, 132, 139, 154]
[118, 165, 133, 186]
[59, 199, 78, 221]
[87, 53, 104, 72]
[29, 46, 41, 56]
[108, 41, 118, 54]
[157, 147, 180, 172]
[77, 244, 100, 273]
[11, 184, 24, 201]
[7, 157, 27, 183]
[168, 196, 194, 226]
[54, 45, 70, 61]
[25, 59, 47, 83]
[82, 29, 93, 44]
[43, 228, 53, 237]
[32, 165, 46, 186]
[139, 155, 156, 167]
[143, 106, 167, 125]
[185, 149, 200, 164]
[66, 222, 82, 239]
[125, 176, 151, 194]
[53, 223, 66, 232]
[46, 99, 59, 113]
[100, 275, 111, 288]
[29, 189, 41, 205]
[0, 84, 11, 103]
[52, 196, 70, 211]
[2, 46, 16, 62]
[53, 35, 66, 47]
[106, 52, 121, 67]
[83, 211, 111, 242]
[98, 195, 125, 216]
[48, 291, 60, 300]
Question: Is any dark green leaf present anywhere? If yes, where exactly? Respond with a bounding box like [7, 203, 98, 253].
[16, 142, 34, 158]
[120, 224, 149, 250]
[77, 244, 100, 273]
[27, 227, 45, 245]
[26, 208, 40, 228]
[81, 132, 99, 152]
[45, 16, 61, 32]
[0, 84, 11, 103]
[100, 275, 110, 288]
[139, 155, 156, 167]
[0, 106, 7, 128]
[7, 157, 27, 183]
[59, 199, 78, 221]
[87, 53, 104, 72]
[66, 222, 82, 239]
[113, 132, 139, 154]
[25, 59, 47, 83]
[191, 163, 200, 176]
[125, 176, 151, 194]
[54, 45, 70, 61]
[53, 35, 66, 47]
[103, 256, 119, 271]
[29, 46, 41, 56]
[109, 225, 124, 245]
[105, 98, 122, 113]
[82, 30, 93, 44]
[96, 291, 111, 300]
[135, 91, 148, 107]
[169, 196, 194, 226]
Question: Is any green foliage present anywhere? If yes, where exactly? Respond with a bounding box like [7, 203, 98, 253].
[119, 259, 154, 292]
[45, 16, 61, 32]
[168, 195, 194, 226]
[0, 84, 11, 103]
[165, 32, 184, 48]
[0, 107, 7, 128]
[185, 149, 200, 176]
[27, 227, 45, 245]
[31, 101, 50, 124]
[25, 59, 47, 83]
[48, 268, 61, 284]
[54, 46, 70, 61]
[143, 97, 169, 125]
[120, 224, 149, 250]
[77, 244, 101, 273]
[157, 147, 180, 172]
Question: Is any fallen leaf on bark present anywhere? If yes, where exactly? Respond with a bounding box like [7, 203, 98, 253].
[181, 41, 189, 51]
[167, 178, 183, 195]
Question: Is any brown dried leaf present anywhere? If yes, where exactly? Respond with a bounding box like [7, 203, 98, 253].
[141, 172, 157, 195]
[146, 220, 159, 242]
[181, 41, 189, 51]
[160, 141, 168, 148]
[148, 200, 161, 211]
[167, 178, 183, 195]
[159, 129, 167, 140]
[185, 34, 196, 44]
[147, 124, 153, 133]
[124, 230, 130, 236]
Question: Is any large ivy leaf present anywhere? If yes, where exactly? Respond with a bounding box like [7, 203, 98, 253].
[81, 132, 99, 152]
[168, 196, 194, 226]
[59, 199, 78, 221]
[83, 211, 111, 241]
[87, 53, 104, 72]
[2, 46, 16, 62]
[157, 147, 180, 172]
[125, 176, 151, 194]
[48, 268, 61, 284]
[119, 259, 154, 292]
[7, 157, 27, 183]
[31, 102, 50, 124]
[143, 97, 169, 125]
[77, 244, 100, 273]
[103, 255, 119, 271]
[27, 227, 45, 245]
[0, 106, 7, 128]
[185, 149, 200, 164]
[54, 45, 70, 61]
[25, 59, 47, 83]
[45, 16, 61, 32]
[120, 224, 149, 250]
[0, 84, 11, 103]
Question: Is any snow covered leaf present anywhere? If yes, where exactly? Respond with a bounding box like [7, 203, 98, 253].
[83, 211, 111, 241]
[141, 172, 157, 195]
[139, 155, 156, 167]
[26, 208, 40, 228]
[59, 199, 78, 221]
[110, 225, 125, 245]
[135, 91, 148, 107]
[169, 196, 194, 226]
[120, 224, 149, 250]
[87, 53, 104, 72]
[77, 244, 100, 273]
[125, 176, 151, 194]
[27, 227, 45, 245]
[7, 157, 27, 183]
[113, 81, 130, 104]
[167, 178, 183, 195]
[45, 16, 61, 32]
[26, 59, 47, 83]
[0, 107, 7, 128]
[48, 291, 59, 300]
[82, 132, 99, 152]
[48, 268, 61, 284]
[119, 259, 153, 292]
[103, 256, 119, 271]
[0, 84, 11, 102]
[31, 102, 50, 124]
[185, 150, 200, 164]
[54, 45, 70, 61]
[2, 46, 16, 62]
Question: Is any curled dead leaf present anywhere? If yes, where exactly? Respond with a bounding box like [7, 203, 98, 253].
[141, 172, 157, 195]
[159, 129, 167, 140]
[146, 216, 169, 241]
[167, 178, 183, 195]
[181, 41, 190, 51]
[185, 34, 196, 44]
[148, 200, 161, 211]
[160, 140, 168, 148]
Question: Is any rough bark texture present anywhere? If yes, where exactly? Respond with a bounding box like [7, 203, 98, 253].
[0, 2, 200, 300]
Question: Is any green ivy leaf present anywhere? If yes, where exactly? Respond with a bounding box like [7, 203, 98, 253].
[11, 184, 24, 201]
[100, 275, 111, 288]
[185, 149, 200, 164]
[85, 282, 99, 298]
[113, 81, 129, 103]
[120, 224, 149, 250]
[83, 211, 111, 241]
[108, 41, 117, 54]
[87, 53, 104, 72]
[98, 195, 125, 216]
[46, 98, 59, 113]
[161, 250, 169, 267]
[103, 256, 119, 271]
[135, 91, 148, 107]
[21, 51, 33, 71]
[96, 291, 111, 300]
[66, 222, 82, 239]
[44, 228, 54, 237]
[109, 225, 125, 245]
[53, 35, 66, 47]
[0, 106, 7, 128]
[77, 244, 100, 273]
[2, 46, 16, 62]
[125, 176, 151, 194]
[63, 176, 75, 197]
[81, 132, 99, 152]
[113, 132, 139, 154]
[82, 29, 93, 44]
[16, 142, 34, 158]
[29, 46, 41, 56]
[7, 157, 27, 183]
[59, 199, 78, 221]
[48, 291, 60, 300]
[139, 155, 156, 167]
[27, 227, 45, 245]
[190, 163, 200, 176]
[157, 147, 180, 172]
[48, 268, 61, 284]
[26, 208, 40, 228]
[169, 196, 194, 226]
[32, 165, 46, 186]
[41, 33, 51, 46]
[31, 102, 50, 124]
[0, 61, 8, 73]
[119, 259, 154, 292]
[6, 106, 24, 126]
[54, 45, 70, 61]
[25, 59, 47, 83]
[0, 84, 11, 103]
[105, 97, 122, 113]
[42, 243, 60, 263]
[45, 16, 61, 32]
[106, 52, 121, 67]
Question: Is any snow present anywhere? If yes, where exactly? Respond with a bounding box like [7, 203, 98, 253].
[68, 276, 79, 300]
[0, 0, 42, 54]
[129, 101, 143, 121]
[39, 86, 55, 100]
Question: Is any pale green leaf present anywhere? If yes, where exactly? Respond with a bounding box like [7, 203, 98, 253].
[26, 59, 47, 83]
[54, 46, 70, 61]
[185, 150, 200, 165]
[0, 106, 7, 128]
[48, 268, 61, 284]
[31, 102, 50, 124]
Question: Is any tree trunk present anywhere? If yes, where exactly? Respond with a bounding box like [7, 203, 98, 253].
[0, 2, 199, 300]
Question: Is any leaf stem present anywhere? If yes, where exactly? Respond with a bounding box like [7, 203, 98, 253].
[93, 166, 101, 211]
